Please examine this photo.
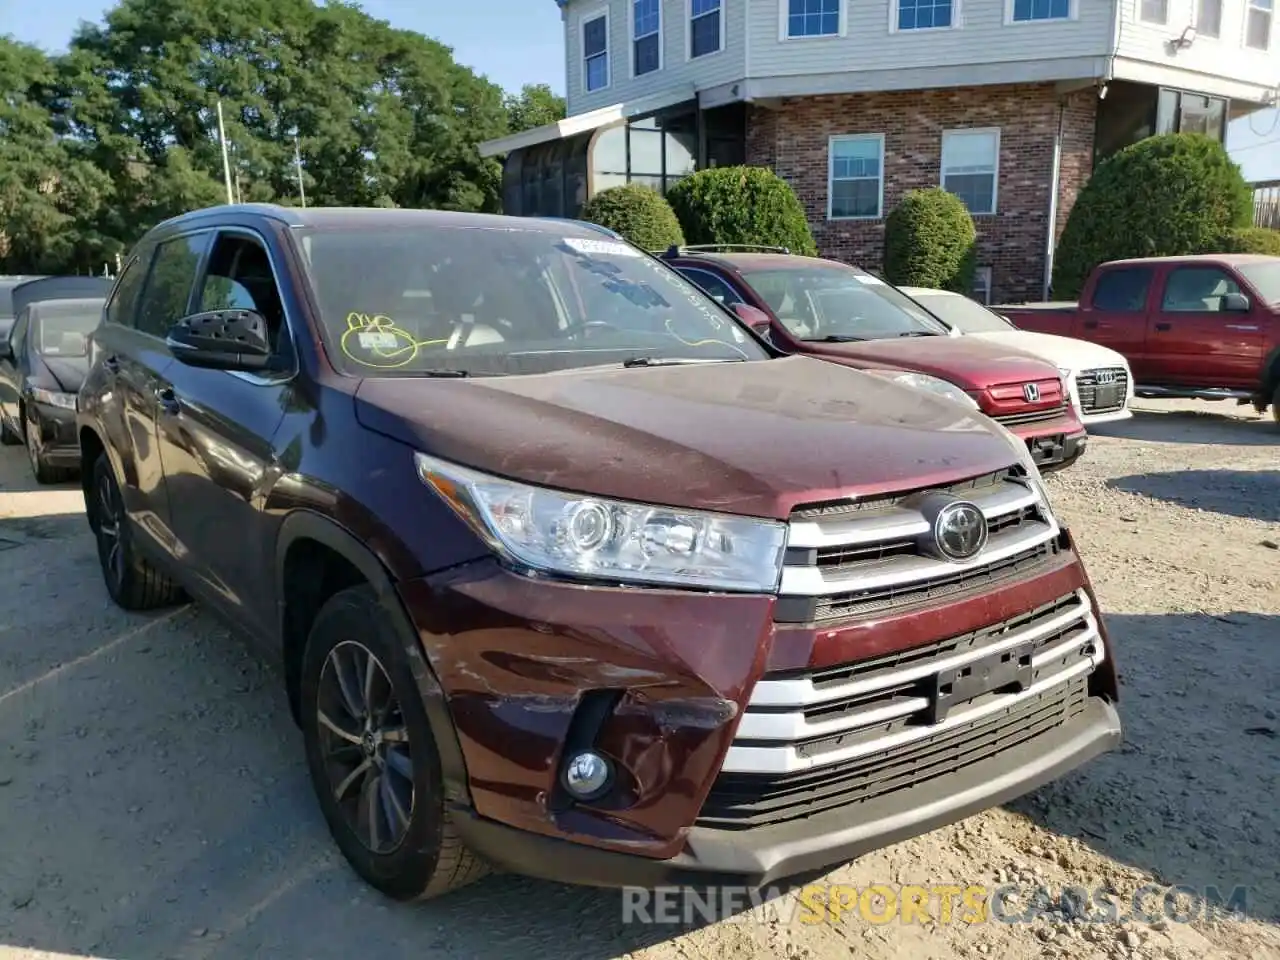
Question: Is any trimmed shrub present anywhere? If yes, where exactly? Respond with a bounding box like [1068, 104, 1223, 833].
[665, 166, 817, 255]
[1052, 133, 1254, 298]
[882, 187, 978, 293]
[579, 183, 684, 251]
[1218, 226, 1280, 256]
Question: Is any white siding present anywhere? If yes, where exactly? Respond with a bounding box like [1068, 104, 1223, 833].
[747, 0, 1114, 77]
[1113, 0, 1278, 96]
[564, 0, 747, 116]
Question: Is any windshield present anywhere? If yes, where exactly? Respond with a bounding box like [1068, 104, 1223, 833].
[1236, 261, 1280, 304]
[35, 307, 101, 357]
[907, 290, 1014, 333]
[736, 265, 949, 341]
[295, 225, 766, 377]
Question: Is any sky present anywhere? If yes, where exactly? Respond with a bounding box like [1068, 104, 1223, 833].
[1, 0, 1276, 181]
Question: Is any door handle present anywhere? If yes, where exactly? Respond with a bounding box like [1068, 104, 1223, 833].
[102, 355, 121, 372]
[1154, 322, 1172, 332]
[1082, 320, 1098, 330]
[154, 386, 180, 413]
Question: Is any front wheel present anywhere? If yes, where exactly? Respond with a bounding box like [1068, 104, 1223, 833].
[1271, 383, 1280, 427]
[300, 585, 487, 901]
[25, 410, 75, 485]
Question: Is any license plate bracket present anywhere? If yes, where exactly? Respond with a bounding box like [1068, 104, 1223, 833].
[926, 643, 1035, 724]
[1092, 384, 1122, 409]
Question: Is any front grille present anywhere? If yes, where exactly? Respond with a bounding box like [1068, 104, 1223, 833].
[776, 467, 1061, 624]
[1076, 367, 1129, 414]
[698, 677, 1090, 829]
[994, 401, 1069, 427]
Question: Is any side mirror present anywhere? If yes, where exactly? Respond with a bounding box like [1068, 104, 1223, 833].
[731, 302, 773, 336]
[1222, 292, 1250, 313]
[166, 309, 273, 371]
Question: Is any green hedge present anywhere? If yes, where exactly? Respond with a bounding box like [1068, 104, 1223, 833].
[882, 187, 977, 292]
[579, 184, 685, 250]
[1218, 226, 1280, 255]
[1052, 133, 1253, 298]
[665, 166, 817, 255]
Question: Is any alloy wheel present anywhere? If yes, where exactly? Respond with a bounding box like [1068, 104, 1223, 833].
[316, 640, 415, 854]
[24, 417, 41, 474]
[95, 469, 125, 589]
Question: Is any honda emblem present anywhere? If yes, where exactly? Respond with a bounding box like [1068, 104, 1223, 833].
[1023, 382, 1040, 403]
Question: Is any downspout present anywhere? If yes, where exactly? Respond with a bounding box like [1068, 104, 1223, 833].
[1044, 100, 1065, 301]
[1105, 0, 1122, 89]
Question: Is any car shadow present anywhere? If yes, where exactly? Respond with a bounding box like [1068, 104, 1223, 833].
[1105, 469, 1280, 523]
[1090, 407, 1276, 446]
[1010, 611, 1280, 923]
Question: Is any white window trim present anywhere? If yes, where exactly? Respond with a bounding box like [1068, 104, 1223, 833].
[827, 133, 885, 221]
[1194, 0, 1223, 39]
[1002, 0, 1077, 25]
[630, 0, 664, 78]
[1243, 0, 1274, 50]
[940, 127, 1001, 217]
[687, 0, 726, 60]
[973, 266, 993, 305]
[1138, 0, 1169, 26]
[779, 0, 848, 40]
[581, 6, 611, 95]
[890, 0, 962, 33]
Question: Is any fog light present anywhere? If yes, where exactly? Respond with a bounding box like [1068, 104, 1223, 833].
[562, 750, 612, 800]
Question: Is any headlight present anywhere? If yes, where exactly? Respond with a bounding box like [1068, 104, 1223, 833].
[865, 370, 980, 410]
[1057, 367, 1079, 409]
[414, 453, 787, 592]
[30, 387, 77, 411]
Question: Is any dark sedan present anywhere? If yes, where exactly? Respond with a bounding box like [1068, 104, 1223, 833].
[0, 296, 105, 482]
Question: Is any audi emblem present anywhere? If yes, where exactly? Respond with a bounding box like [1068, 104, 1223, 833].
[1023, 382, 1041, 403]
[1095, 370, 1118, 385]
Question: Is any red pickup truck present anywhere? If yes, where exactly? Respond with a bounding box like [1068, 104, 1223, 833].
[999, 255, 1280, 423]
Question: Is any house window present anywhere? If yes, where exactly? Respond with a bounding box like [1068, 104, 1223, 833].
[583, 12, 610, 93]
[898, 0, 953, 30]
[1195, 0, 1221, 37]
[1156, 88, 1227, 140]
[941, 129, 1000, 215]
[1246, 0, 1273, 49]
[828, 134, 884, 219]
[633, 0, 661, 76]
[690, 0, 723, 58]
[788, 0, 841, 36]
[973, 267, 993, 305]
[1010, 0, 1070, 21]
[1139, 0, 1168, 24]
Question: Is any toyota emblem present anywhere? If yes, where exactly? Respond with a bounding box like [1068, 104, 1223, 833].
[932, 500, 989, 562]
[1023, 382, 1041, 403]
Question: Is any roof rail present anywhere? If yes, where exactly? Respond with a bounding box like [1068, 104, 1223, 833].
[668, 243, 792, 256]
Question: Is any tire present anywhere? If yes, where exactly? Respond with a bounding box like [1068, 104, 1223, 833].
[25, 411, 75, 485]
[1271, 382, 1280, 427]
[90, 452, 186, 610]
[300, 584, 487, 901]
[0, 416, 20, 446]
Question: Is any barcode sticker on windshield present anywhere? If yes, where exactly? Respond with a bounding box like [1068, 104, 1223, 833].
[562, 237, 640, 257]
[856, 274, 886, 285]
[358, 331, 401, 350]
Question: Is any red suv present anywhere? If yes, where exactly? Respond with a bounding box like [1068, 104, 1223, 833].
[661, 246, 1088, 472]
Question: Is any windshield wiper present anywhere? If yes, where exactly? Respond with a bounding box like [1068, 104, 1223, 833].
[621, 356, 745, 368]
[897, 330, 938, 337]
[414, 369, 470, 378]
[806, 334, 866, 342]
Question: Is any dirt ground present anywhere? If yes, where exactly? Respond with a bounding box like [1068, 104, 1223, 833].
[0, 398, 1277, 960]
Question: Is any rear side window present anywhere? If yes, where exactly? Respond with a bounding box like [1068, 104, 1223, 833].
[134, 233, 211, 338]
[1090, 268, 1153, 312]
[105, 254, 149, 328]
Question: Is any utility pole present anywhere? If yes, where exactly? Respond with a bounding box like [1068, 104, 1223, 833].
[216, 100, 234, 205]
[293, 134, 307, 208]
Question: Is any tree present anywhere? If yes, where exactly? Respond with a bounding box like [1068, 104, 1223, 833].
[883, 188, 977, 292]
[1218, 227, 1280, 255]
[0, 37, 114, 274]
[505, 83, 566, 134]
[1052, 133, 1254, 298]
[43, 0, 510, 252]
[581, 184, 684, 250]
[665, 166, 817, 255]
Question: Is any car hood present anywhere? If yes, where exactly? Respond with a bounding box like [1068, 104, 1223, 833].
[354, 356, 1023, 520]
[800, 335, 1058, 389]
[964, 330, 1130, 373]
[34, 353, 89, 394]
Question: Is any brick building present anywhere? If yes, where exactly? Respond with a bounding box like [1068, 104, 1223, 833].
[480, 0, 1278, 302]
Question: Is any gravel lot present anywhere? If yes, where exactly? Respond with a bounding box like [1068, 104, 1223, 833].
[0, 399, 1276, 960]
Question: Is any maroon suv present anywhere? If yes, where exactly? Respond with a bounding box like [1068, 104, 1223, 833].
[76, 206, 1119, 901]
[661, 247, 1089, 472]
